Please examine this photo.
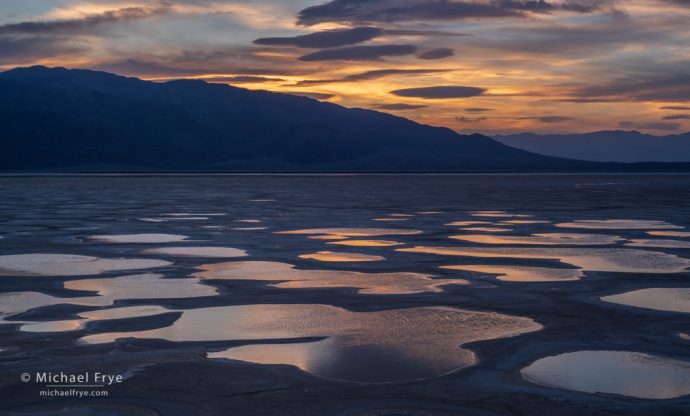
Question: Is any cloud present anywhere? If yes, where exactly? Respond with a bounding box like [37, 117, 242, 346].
[254, 27, 383, 48]
[570, 72, 690, 102]
[465, 107, 494, 113]
[376, 103, 428, 110]
[291, 68, 449, 86]
[518, 116, 574, 123]
[619, 121, 681, 131]
[283, 91, 335, 100]
[204, 76, 285, 83]
[390, 85, 486, 99]
[417, 48, 455, 60]
[538, 116, 574, 123]
[298, 45, 417, 61]
[297, 0, 615, 26]
[662, 114, 690, 120]
[0, 5, 171, 34]
[0, 35, 87, 64]
[661, 106, 690, 111]
[456, 116, 488, 122]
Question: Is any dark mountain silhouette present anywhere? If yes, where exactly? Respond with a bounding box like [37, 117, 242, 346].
[1, 66, 688, 172]
[495, 131, 690, 163]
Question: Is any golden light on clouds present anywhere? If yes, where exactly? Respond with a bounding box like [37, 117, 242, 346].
[1, 0, 690, 134]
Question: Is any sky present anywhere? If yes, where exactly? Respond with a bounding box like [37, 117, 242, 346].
[1, 0, 689, 135]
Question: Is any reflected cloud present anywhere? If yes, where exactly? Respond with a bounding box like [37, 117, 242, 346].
[450, 233, 622, 245]
[89, 234, 190, 243]
[142, 247, 248, 258]
[441, 264, 583, 282]
[299, 251, 384, 262]
[398, 246, 690, 273]
[194, 261, 464, 294]
[0, 254, 171, 276]
[556, 219, 683, 230]
[277, 228, 421, 237]
[602, 288, 690, 313]
[327, 240, 402, 247]
[81, 303, 541, 383]
[522, 351, 690, 399]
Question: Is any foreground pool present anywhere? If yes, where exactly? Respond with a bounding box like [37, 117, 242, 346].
[521, 350, 690, 399]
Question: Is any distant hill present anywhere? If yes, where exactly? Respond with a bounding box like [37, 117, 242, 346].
[0, 66, 688, 172]
[495, 131, 690, 163]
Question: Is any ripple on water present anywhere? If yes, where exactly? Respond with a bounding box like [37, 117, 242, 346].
[521, 351, 690, 399]
[327, 240, 402, 247]
[89, 234, 190, 243]
[194, 261, 465, 294]
[441, 265, 583, 282]
[81, 304, 540, 383]
[450, 233, 622, 246]
[602, 288, 690, 313]
[23, 305, 173, 333]
[276, 228, 422, 237]
[64, 273, 218, 301]
[445, 221, 492, 227]
[162, 213, 226, 217]
[471, 211, 532, 218]
[142, 247, 248, 258]
[456, 227, 513, 233]
[308, 235, 349, 240]
[299, 251, 385, 262]
[647, 231, 690, 238]
[556, 219, 683, 230]
[397, 246, 690, 273]
[0, 292, 106, 318]
[500, 220, 551, 225]
[625, 239, 690, 249]
[0, 254, 172, 276]
[1, 274, 216, 331]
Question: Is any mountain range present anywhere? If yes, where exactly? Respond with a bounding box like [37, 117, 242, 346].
[1, 66, 688, 172]
[495, 131, 690, 163]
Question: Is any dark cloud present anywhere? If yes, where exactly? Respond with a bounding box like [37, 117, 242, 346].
[297, 0, 615, 26]
[662, 114, 690, 120]
[254, 27, 383, 48]
[344, 68, 448, 81]
[417, 48, 455, 60]
[661, 106, 690, 111]
[283, 91, 335, 100]
[465, 107, 494, 113]
[385, 29, 470, 37]
[571, 72, 690, 102]
[205, 76, 284, 83]
[0, 36, 86, 64]
[619, 121, 681, 131]
[376, 103, 428, 110]
[557, 98, 617, 103]
[291, 68, 448, 86]
[537, 116, 574, 123]
[518, 115, 574, 123]
[94, 56, 308, 78]
[298, 45, 417, 61]
[390, 85, 486, 99]
[0, 5, 170, 34]
[456, 116, 488, 122]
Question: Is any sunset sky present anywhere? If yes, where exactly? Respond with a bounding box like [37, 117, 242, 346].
[1, 0, 689, 134]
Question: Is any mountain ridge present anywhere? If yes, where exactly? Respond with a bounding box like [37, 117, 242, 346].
[495, 131, 690, 163]
[1, 66, 689, 172]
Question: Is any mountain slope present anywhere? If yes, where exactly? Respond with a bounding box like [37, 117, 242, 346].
[0, 66, 686, 172]
[495, 131, 690, 163]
